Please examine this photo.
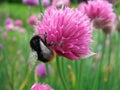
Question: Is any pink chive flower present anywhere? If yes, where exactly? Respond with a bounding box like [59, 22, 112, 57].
[23, 0, 39, 6]
[52, 0, 70, 8]
[0, 44, 3, 50]
[5, 18, 14, 31]
[35, 63, 52, 78]
[42, 0, 50, 7]
[35, 7, 93, 60]
[78, 0, 116, 31]
[14, 20, 23, 27]
[5, 18, 13, 25]
[31, 83, 53, 90]
[28, 15, 37, 25]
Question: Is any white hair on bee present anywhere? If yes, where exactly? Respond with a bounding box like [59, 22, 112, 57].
[28, 51, 38, 70]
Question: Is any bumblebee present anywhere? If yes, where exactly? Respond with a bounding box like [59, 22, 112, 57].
[30, 34, 55, 63]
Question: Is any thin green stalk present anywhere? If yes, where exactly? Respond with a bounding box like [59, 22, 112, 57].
[77, 60, 83, 90]
[107, 36, 112, 90]
[39, 0, 44, 13]
[45, 64, 51, 84]
[93, 35, 107, 90]
[61, 58, 71, 89]
[56, 56, 68, 90]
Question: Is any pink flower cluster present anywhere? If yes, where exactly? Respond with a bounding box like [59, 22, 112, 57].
[4, 18, 26, 33]
[35, 6, 93, 60]
[78, 0, 116, 34]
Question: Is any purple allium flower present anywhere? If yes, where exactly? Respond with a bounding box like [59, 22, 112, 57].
[31, 83, 53, 90]
[23, 0, 39, 6]
[14, 20, 23, 27]
[35, 63, 52, 78]
[28, 15, 37, 25]
[35, 7, 93, 60]
[78, 0, 116, 30]
[0, 44, 3, 50]
[42, 0, 50, 7]
[5, 18, 13, 25]
[52, 0, 70, 8]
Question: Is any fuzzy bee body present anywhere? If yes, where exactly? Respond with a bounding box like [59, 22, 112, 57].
[30, 35, 54, 63]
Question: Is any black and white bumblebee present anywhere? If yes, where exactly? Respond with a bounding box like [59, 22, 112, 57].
[30, 33, 55, 63]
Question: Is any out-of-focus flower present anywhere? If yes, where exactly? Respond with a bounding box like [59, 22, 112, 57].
[5, 18, 14, 31]
[78, 0, 116, 34]
[35, 7, 93, 60]
[52, 0, 70, 8]
[0, 44, 3, 50]
[5, 24, 14, 31]
[1, 32, 8, 40]
[14, 20, 23, 27]
[5, 18, 13, 25]
[35, 63, 52, 78]
[28, 15, 37, 25]
[23, 0, 39, 6]
[31, 83, 53, 90]
[42, 0, 50, 7]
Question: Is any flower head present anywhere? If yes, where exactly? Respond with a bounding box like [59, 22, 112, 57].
[35, 7, 93, 60]
[31, 83, 53, 90]
[5, 18, 14, 31]
[28, 15, 37, 25]
[14, 20, 23, 27]
[5, 18, 13, 25]
[23, 0, 39, 6]
[78, 0, 116, 31]
[35, 63, 52, 78]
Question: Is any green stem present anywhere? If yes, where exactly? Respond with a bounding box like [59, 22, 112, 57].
[77, 60, 83, 90]
[93, 35, 107, 90]
[45, 63, 51, 84]
[56, 56, 68, 90]
[39, 0, 44, 13]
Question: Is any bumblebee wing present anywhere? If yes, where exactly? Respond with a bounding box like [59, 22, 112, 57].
[28, 51, 38, 70]
[40, 41, 53, 59]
